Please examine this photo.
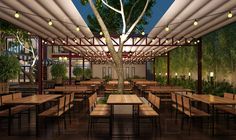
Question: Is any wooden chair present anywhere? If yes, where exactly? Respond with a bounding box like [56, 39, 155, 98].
[182, 96, 210, 135]
[39, 96, 66, 134]
[139, 93, 161, 135]
[87, 93, 110, 135]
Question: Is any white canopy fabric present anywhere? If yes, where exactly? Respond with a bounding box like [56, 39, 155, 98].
[0, 0, 236, 62]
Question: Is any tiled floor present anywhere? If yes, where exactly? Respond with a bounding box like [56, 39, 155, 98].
[1, 98, 236, 140]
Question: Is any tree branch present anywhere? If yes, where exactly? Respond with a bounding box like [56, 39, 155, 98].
[126, 0, 150, 36]
[119, 0, 126, 34]
[118, 0, 150, 54]
[101, 0, 121, 14]
[126, 0, 140, 25]
[88, 0, 121, 63]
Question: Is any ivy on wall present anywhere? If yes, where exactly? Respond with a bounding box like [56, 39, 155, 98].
[155, 22, 236, 85]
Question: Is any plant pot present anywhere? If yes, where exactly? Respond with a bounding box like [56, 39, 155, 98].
[55, 77, 63, 84]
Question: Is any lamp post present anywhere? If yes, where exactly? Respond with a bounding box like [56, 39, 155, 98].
[210, 72, 214, 85]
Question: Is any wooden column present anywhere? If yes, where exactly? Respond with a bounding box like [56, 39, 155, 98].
[38, 37, 43, 94]
[82, 57, 85, 80]
[197, 38, 202, 94]
[153, 58, 156, 81]
[69, 51, 72, 85]
[167, 52, 170, 85]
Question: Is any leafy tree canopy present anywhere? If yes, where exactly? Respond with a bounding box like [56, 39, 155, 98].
[81, 0, 156, 35]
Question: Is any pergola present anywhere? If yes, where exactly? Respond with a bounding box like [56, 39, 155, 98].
[0, 0, 236, 93]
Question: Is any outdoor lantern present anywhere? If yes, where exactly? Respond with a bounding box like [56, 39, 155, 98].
[188, 72, 191, 76]
[210, 72, 214, 77]
[175, 72, 178, 76]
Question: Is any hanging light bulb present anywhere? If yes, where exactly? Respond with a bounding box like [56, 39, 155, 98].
[99, 31, 103, 35]
[165, 26, 170, 32]
[228, 11, 233, 18]
[48, 19, 53, 26]
[193, 19, 198, 26]
[76, 26, 80, 32]
[14, 12, 20, 18]
[141, 31, 145, 35]
[177, 40, 180, 43]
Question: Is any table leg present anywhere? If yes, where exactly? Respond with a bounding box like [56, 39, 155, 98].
[110, 105, 114, 136]
[36, 105, 39, 136]
[8, 107, 12, 136]
[137, 105, 140, 136]
[211, 105, 215, 136]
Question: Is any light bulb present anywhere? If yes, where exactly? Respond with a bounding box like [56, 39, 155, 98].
[99, 31, 103, 35]
[165, 26, 169, 32]
[76, 26, 80, 32]
[228, 11, 233, 18]
[141, 31, 145, 35]
[15, 12, 20, 18]
[48, 19, 53, 26]
[193, 20, 198, 26]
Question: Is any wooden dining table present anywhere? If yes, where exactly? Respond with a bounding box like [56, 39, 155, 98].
[179, 93, 236, 135]
[3, 94, 62, 136]
[107, 94, 143, 136]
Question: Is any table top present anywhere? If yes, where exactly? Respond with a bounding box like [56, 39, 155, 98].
[46, 88, 91, 93]
[3, 94, 61, 105]
[107, 94, 143, 105]
[186, 94, 236, 105]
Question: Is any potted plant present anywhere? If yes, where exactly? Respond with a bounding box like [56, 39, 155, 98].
[0, 55, 20, 92]
[84, 68, 92, 80]
[50, 63, 67, 84]
[73, 66, 83, 80]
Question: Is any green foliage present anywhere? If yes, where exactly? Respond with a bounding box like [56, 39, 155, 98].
[84, 68, 92, 79]
[73, 66, 83, 77]
[81, 0, 156, 34]
[0, 55, 21, 82]
[50, 63, 67, 79]
[103, 75, 112, 82]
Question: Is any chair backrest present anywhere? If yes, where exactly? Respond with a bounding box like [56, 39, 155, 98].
[153, 96, 161, 109]
[182, 96, 191, 116]
[176, 94, 183, 110]
[88, 94, 95, 112]
[2, 94, 13, 104]
[12, 92, 22, 100]
[224, 93, 234, 100]
[171, 92, 176, 102]
[70, 92, 75, 103]
[65, 94, 71, 107]
[58, 96, 65, 116]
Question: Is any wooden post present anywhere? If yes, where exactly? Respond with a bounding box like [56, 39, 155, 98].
[197, 38, 202, 94]
[153, 58, 156, 81]
[167, 52, 170, 85]
[69, 51, 72, 85]
[82, 57, 85, 80]
[38, 37, 43, 94]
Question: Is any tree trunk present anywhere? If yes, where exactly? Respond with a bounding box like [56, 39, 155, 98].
[115, 61, 124, 93]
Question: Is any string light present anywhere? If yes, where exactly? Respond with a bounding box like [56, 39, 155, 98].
[48, 19, 53, 26]
[76, 26, 80, 32]
[165, 26, 170, 32]
[228, 11, 233, 18]
[14, 12, 20, 18]
[193, 19, 198, 26]
[141, 31, 145, 35]
[99, 31, 103, 35]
